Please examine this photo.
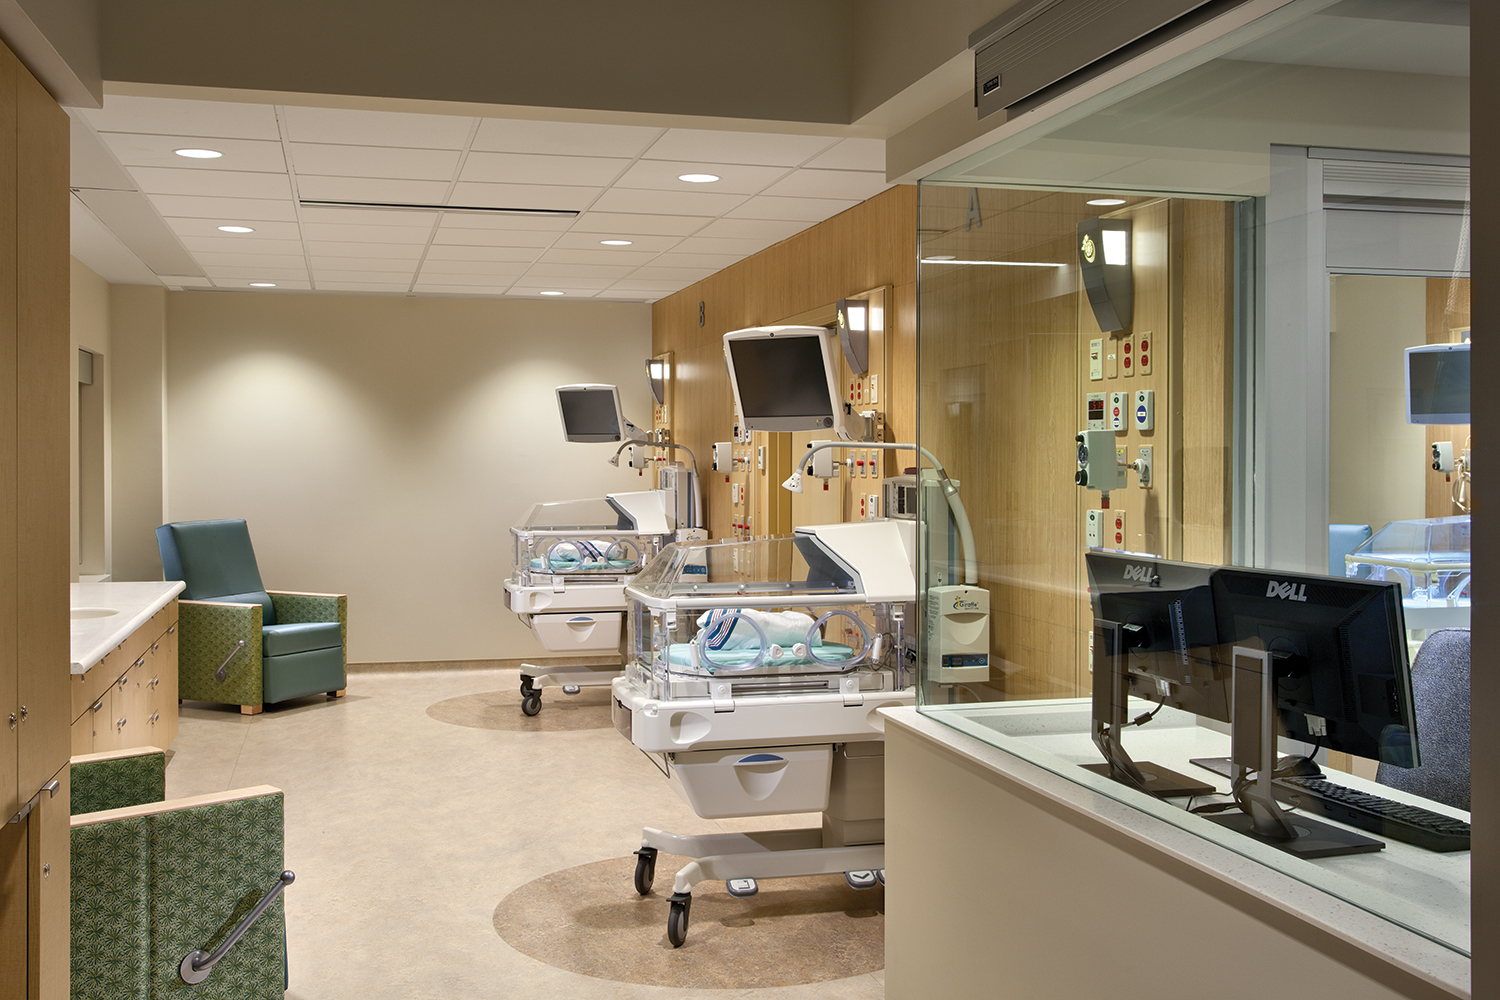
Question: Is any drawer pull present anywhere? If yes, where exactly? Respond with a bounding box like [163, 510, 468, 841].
[116, 717, 127, 732]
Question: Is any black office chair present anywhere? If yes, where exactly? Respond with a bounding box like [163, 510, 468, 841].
[1377, 628, 1469, 811]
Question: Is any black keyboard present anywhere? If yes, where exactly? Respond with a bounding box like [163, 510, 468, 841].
[1273, 776, 1471, 853]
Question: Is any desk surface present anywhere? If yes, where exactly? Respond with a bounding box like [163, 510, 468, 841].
[904, 699, 1470, 984]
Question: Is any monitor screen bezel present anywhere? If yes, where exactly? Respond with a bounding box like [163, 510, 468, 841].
[555, 383, 629, 443]
[1405, 342, 1470, 425]
[722, 326, 852, 436]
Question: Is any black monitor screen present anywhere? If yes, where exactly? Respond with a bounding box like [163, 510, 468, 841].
[1408, 346, 1469, 423]
[558, 388, 622, 441]
[1086, 553, 1229, 723]
[1212, 569, 1417, 767]
[729, 336, 835, 420]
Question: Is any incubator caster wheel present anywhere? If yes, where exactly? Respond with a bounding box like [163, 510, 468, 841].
[521, 693, 542, 716]
[666, 892, 692, 948]
[633, 847, 658, 895]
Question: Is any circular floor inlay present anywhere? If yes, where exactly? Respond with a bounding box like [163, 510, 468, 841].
[493, 855, 883, 988]
[426, 685, 615, 732]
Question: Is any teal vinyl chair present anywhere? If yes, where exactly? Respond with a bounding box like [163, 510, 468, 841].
[157, 519, 347, 715]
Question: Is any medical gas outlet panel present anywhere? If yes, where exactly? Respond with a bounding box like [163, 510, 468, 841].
[1080, 329, 1160, 553]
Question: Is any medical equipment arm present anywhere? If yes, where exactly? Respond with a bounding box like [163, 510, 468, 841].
[610, 439, 703, 530]
[784, 441, 978, 586]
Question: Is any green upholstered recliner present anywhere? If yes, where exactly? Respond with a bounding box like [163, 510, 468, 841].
[156, 519, 347, 715]
[70, 746, 289, 1000]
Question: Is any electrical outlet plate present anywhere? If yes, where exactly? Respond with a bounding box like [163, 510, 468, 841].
[1137, 446, 1152, 488]
[1137, 331, 1153, 375]
[1111, 509, 1127, 549]
[1121, 332, 1135, 377]
[869, 374, 879, 405]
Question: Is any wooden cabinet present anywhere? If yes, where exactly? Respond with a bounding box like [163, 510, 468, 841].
[69, 603, 179, 755]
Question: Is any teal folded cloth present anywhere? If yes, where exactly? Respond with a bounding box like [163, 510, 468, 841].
[667, 641, 856, 673]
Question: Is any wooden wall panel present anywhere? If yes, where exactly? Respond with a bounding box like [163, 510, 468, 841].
[1181, 200, 1236, 564]
[0, 41, 16, 823]
[1423, 276, 1471, 519]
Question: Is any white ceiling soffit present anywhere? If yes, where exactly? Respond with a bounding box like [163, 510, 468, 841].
[69, 195, 158, 284]
[71, 96, 893, 302]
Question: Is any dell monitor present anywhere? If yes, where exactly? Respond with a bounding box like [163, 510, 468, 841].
[1406, 343, 1469, 424]
[1084, 551, 1226, 797]
[556, 384, 642, 443]
[723, 326, 865, 440]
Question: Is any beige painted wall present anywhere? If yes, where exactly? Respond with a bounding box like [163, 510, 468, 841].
[69, 255, 109, 578]
[162, 292, 653, 664]
[108, 282, 166, 583]
[1329, 275, 1428, 541]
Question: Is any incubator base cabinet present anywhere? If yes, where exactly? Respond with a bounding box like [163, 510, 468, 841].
[611, 521, 917, 945]
[504, 491, 673, 715]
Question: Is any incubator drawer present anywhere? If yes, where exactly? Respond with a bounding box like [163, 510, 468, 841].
[668, 744, 832, 819]
[531, 611, 623, 651]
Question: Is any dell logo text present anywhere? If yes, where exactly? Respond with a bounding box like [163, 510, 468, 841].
[1266, 580, 1308, 602]
[1123, 564, 1153, 584]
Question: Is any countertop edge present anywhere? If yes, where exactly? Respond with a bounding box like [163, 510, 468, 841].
[70, 581, 186, 675]
[880, 705, 1470, 999]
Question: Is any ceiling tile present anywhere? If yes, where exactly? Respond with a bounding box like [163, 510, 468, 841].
[650, 251, 742, 269]
[296, 176, 451, 204]
[437, 212, 575, 231]
[291, 143, 461, 181]
[310, 255, 433, 270]
[549, 231, 681, 252]
[417, 259, 530, 275]
[725, 195, 859, 222]
[202, 266, 309, 279]
[671, 235, 777, 256]
[448, 181, 600, 212]
[459, 152, 630, 187]
[169, 217, 302, 240]
[149, 195, 299, 221]
[281, 106, 474, 149]
[301, 222, 433, 243]
[192, 251, 307, 268]
[588, 187, 746, 216]
[129, 166, 292, 200]
[607, 279, 689, 292]
[83, 97, 281, 140]
[315, 282, 413, 292]
[631, 265, 719, 282]
[510, 275, 616, 289]
[803, 138, 886, 172]
[417, 271, 522, 284]
[472, 119, 661, 157]
[101, 133, 288, 172]
[298, 206, 440, 227]
[430, 227, 558, 249]
[761, 169, 890, 201]
[569, 212, 710, 237]
[691, 217, 807, 241]
[313, 268, 417, 282]
[425, 244, 546, 262]
[611, 159, 788, 196]
[416, 286, 517, 297]
[644, 129, 838, 166]
[524, 263, 635, 280]
[304, 241, 424, 259]
[536, 247, 658, 266]
[180, 235, 305, 254]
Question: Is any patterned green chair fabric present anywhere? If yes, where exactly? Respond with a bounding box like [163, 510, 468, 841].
[71, 781, 287, 1000]
[70, 748, 166, 815]
[157, 519, 347, 710]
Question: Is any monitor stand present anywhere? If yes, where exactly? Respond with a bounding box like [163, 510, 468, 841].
[1203, 646, 1383, 859]
[1088, 621, 1215, 798]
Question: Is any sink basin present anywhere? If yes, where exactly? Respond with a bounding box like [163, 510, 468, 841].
[71, 607, 118, 620]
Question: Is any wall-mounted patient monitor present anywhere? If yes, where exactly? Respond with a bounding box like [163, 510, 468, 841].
[555, 383, 645, 443]
[723, 326, 867, 440]
[1405, 343, 1469, 424]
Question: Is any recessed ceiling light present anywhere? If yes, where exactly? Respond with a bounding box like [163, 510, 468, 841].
[249, 282, 276, 288]
[1087, 198, 1127, 206]
[175, 148, 223, 159]
[217, 225, 255, 233]
[678, 173, 720, 183]
[600, 239, 634, 246]
[539, 290, 565, 296]
[926, 254, 956, 261]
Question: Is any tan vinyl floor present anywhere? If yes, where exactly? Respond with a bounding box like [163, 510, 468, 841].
[166, 668, 886, 1000]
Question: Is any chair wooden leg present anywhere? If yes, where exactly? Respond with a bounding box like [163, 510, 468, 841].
[327, 689, 346, 698]
[240, 704, 263, 716]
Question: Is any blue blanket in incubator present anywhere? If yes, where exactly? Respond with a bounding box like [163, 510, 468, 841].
[666, 641, 856, 672]
[529, 556, 635, 571]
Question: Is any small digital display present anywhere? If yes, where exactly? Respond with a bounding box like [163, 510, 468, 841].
[1407, 345, 1469, 424]
[729, 336, 835, 421]
[558, 388, 622, 441]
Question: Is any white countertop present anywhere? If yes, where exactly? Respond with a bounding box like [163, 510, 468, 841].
[882, 703, 1470, 998]
[70, 581, 186, 674]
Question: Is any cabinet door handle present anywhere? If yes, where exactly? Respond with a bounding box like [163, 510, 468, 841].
[117, 717, 126, 732]
[152, 643, 159, 653]
[17, 705, 25, 722]
[168, 625, 176, 635]
[91, 700, 103, 714]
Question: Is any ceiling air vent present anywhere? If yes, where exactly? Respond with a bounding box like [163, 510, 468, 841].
[970, 0, 1243, 120]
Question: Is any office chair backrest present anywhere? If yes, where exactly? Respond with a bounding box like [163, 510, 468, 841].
[1376, 627, 1469, 811]
[156, 519, 277, 625]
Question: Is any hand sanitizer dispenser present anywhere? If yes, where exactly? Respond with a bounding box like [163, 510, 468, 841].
[927, 585, 990, 683]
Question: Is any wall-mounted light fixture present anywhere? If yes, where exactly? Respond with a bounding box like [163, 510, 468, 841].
[646, 357, 667, 405]
[836, 298, 870, 374]
[1077, 217, 1133, 332]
